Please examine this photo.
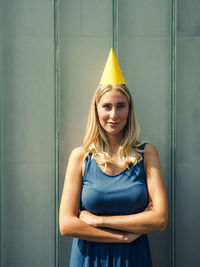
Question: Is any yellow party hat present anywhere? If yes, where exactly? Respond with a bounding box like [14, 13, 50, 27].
[99, 48, 126, 85]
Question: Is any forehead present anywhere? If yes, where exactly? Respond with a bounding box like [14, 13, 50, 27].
[98, 89, 128, 104]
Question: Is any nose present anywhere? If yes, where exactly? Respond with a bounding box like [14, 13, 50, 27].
[110, 107, 118, 119]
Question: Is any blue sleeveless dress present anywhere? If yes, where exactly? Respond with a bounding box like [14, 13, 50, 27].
[69, 143, 152, 267]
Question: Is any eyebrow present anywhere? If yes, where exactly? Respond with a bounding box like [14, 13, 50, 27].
[102, 101, 127, 105]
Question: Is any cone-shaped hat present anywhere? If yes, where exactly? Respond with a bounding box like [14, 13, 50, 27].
[99, 48, 126, 85]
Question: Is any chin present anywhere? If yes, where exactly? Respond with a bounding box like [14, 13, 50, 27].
[105, 128, 124, 136]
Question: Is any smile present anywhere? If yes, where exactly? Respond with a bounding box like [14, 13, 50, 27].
[107, 122, 119, 125]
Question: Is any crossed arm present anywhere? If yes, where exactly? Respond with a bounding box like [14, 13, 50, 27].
[79, 144, 168, 234]
[59, 144, 168, 243]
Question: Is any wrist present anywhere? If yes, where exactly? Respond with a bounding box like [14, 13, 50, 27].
[121, 232, 129, 243]
[96, 215, 103, 227]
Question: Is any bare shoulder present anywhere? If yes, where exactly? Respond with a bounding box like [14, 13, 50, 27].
[144, 142, 161, 169]
[60, 146, 86, 220]
[66, 146, 85, 173]
[144, 142, 159, 157]
[68, 146, 86, 177]
[70, 146, 85, 161]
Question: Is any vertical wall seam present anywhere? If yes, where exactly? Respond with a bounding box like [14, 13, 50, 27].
[0, 47, 2, 267]
[171, 0, 177, 266]
[112, 0, 118, 56]
[54, 0, 60, 266]
[0, 63, 1, 267]
[0, 23, 5, 267]
[112, 0, 114, 51]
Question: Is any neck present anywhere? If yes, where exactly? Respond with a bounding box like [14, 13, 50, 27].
[106, 133, 123, 156]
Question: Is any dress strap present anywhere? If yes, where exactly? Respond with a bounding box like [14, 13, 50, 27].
[138, 142, 147, 153]
[137, 142, 147, 172]
[83, 153, 92, 178]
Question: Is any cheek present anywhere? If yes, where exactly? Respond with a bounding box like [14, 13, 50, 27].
[100, 112, 109, 122]
[97, 109, 108, 123]
[120, 109, 129, 121]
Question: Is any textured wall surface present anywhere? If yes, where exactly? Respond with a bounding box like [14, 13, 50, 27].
[59, 1, 112, 266]
[1, 1, 200, 267]
[118, 1, 172, 266]
[176, 0, 200, 266]
[1, 1, 55, 266]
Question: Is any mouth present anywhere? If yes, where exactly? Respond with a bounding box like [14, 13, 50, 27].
[107, 122, 119, 125]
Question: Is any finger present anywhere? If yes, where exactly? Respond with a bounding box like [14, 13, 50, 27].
[144, 202, 152, 211]
[148, 202, 153, 210]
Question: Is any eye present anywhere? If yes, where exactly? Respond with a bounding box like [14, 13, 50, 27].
[118, 104, 126, 109]
[102, 104, 111, 110]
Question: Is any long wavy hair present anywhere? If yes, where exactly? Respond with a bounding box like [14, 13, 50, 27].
[83, 84, 148, 168]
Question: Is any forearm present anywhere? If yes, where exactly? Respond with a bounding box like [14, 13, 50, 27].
[97, 210, 168, 234]
[60, 216, 130, 243]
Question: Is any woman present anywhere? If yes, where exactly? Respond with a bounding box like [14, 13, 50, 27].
[59, 50, 168, 266]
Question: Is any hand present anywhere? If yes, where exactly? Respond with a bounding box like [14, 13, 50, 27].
[79, 210, 99, 227]
[123, 232, 141, 243]
[144, 202, 153, 212]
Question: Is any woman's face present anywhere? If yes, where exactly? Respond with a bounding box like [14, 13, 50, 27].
[96, 89, 129, 137]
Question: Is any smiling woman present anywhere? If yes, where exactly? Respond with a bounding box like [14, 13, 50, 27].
[83, 83, 143, 169]
[59, 49, 168, 267]
[97, 89, 129, 137]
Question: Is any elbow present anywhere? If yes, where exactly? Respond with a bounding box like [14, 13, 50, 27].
[158, 214, 168, 231]
[59, 221, 70, 236]
[59, 217, 76, 236]
[59, 223, 69, 236]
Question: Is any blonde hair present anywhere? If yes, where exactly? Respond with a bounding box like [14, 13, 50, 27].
[83, 84, 148, 168]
